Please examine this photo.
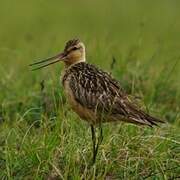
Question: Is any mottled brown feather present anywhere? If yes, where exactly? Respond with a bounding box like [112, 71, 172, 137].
[62, 62, 163, 126]
[64, 39, 80, 52]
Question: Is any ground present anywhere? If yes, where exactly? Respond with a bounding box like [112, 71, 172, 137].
[0, 0, 179, 179]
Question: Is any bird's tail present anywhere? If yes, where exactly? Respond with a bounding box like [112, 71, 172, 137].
[110, 97, 165, 126]
[126, 104, 165, 127]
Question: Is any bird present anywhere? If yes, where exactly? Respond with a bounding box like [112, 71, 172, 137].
[30, 38, 164, 164]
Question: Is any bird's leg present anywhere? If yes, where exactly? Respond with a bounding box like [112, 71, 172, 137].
[90, 123, 103, 165]
[94, 124, 103, 161]
[91, 124, 96, 164]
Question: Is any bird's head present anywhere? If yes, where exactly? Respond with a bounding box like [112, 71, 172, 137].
[63, 39, 86, 66]
[30, 38, 86, 70]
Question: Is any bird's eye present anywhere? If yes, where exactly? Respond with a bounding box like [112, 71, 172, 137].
[72, 47, 78, 51]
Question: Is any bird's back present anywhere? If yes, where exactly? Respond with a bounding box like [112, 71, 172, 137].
[62, 62, 163, 126]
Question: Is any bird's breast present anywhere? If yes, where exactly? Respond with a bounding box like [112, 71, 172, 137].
[61, 72, 97, 124]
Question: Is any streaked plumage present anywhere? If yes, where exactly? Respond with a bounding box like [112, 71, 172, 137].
[62, 61, 162, 126]
[30, 38, 164, 164]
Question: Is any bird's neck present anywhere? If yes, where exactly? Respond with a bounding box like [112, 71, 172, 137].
[64, 58, 86, 69]
[61, 60, 85, 86]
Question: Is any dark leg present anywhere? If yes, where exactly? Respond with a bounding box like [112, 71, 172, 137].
[93, 125, 103, 162]
[91, 125, 96, 164]
[90, 124, 103, 165]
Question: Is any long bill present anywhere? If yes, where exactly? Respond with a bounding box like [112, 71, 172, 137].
[29, 52, 66, 71]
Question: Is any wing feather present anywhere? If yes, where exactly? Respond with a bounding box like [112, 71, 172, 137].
[64, 62, 163, 126]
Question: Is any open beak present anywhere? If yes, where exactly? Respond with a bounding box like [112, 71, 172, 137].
[29, 52, 66, 71]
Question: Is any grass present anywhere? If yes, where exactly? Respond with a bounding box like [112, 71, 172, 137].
[0, 0, 180, 179]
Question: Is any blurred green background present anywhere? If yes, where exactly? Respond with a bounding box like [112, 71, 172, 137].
[0, 0, 179, 121]
[0, 0, 179, 179]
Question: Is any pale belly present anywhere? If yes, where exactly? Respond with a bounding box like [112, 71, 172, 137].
[61, 74, 124, 125]
[63, 79, 97, 124]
